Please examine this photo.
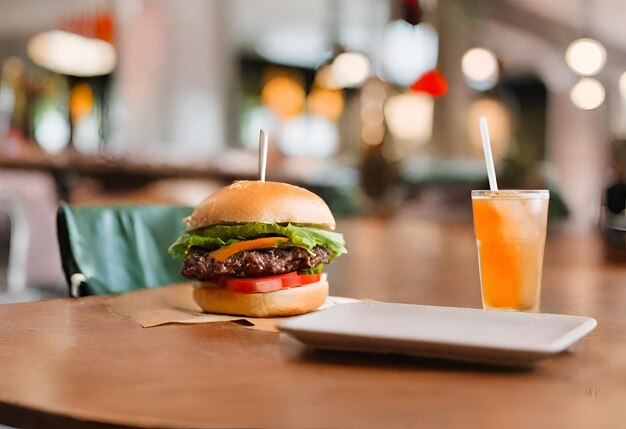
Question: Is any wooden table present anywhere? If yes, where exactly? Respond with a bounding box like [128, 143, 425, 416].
[1, 218, 625, 428]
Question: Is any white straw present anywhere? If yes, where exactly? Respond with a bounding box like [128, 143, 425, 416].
[479, 116, 498, 191]
[258, 129, 269, 182]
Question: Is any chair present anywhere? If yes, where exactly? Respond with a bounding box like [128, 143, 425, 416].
[57, 204, 193, 297]
[0, 170, 65, 297]
[0, 190, 29, 294]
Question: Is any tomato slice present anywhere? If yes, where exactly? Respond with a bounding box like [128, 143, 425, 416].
[299, 273, 321, 285]
[281, 274, 302, 288]
[225, 272, 300, 293]
[225, 277, 282, 293]
[223, 272, 323, 293]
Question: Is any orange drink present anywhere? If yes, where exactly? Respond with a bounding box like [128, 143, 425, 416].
[471, 190, 549, 312]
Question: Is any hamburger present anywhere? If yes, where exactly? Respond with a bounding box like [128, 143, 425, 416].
[169, 180, 347, 317]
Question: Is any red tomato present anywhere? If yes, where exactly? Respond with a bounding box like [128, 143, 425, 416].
[225, 272, 300, 293]
[281, 274, 302, 288]
[224, 272, 323, 293]
[299, 273, 321, 285]
[225, 277, 282, 293]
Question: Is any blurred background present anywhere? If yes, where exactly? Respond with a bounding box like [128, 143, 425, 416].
[0, 0, 624, 301]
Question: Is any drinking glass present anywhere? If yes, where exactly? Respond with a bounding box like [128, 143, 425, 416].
[471, 190, 549, 312]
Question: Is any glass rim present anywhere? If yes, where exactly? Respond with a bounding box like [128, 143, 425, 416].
[471, 189, 550, 199]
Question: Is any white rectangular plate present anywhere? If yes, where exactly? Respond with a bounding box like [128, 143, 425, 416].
[279, 302, 597, 367]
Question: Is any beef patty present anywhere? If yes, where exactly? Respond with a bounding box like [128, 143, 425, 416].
[182, 245, 331, 280]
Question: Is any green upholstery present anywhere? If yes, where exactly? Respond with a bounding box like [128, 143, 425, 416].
[57, 204, 192, 297]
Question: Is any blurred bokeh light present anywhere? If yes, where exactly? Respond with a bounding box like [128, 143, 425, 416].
[461, 47, 499, 91]
[467, 98, 512, 161]
[570, 77, 606, 110]
[384, 92, 433, 143]
[381, 20, 438, 86]
[331, 52, 371, 88]
[565, 38, 606, 77]
[27, 30, 116, 77]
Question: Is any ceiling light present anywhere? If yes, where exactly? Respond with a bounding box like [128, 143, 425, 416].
[570, 78, 605, 110]
[461, 47, 498, 91]
[27, 30, 117, 77]
[381, 20, 438, 86]
[565, 38, 606, 76]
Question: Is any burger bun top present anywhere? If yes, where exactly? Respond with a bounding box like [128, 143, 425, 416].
[184, 180, 336, 230]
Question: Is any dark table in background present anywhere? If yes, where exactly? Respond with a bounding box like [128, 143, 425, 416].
[0, 217, 624, 428]
[0, 151, 254, 198]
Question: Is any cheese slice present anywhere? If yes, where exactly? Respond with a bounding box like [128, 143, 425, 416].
[209, 237, 288, 262]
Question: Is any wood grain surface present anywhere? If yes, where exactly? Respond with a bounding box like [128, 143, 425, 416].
[0, 217, 625, 428]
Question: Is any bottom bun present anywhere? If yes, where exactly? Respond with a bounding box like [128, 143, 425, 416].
[192, 280, 329, 317]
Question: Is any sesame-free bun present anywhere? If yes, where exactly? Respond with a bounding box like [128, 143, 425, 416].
[184, 180, 336, 230]
[192, 279, 329, 317]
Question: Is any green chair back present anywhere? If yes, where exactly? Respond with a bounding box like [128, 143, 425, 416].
[57, 204, 192, 296]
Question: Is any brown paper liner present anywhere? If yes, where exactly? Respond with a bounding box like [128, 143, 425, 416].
[106, 284, 357, 333]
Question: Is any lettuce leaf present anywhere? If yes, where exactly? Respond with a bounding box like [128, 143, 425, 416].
[168, 223, 347, 261]
[300, 264, 325, 274]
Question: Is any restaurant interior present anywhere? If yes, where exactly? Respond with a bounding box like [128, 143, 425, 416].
[1, 0, 624, 302]
[0, 0, 622, 298]
[2, 0, 626, 428]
